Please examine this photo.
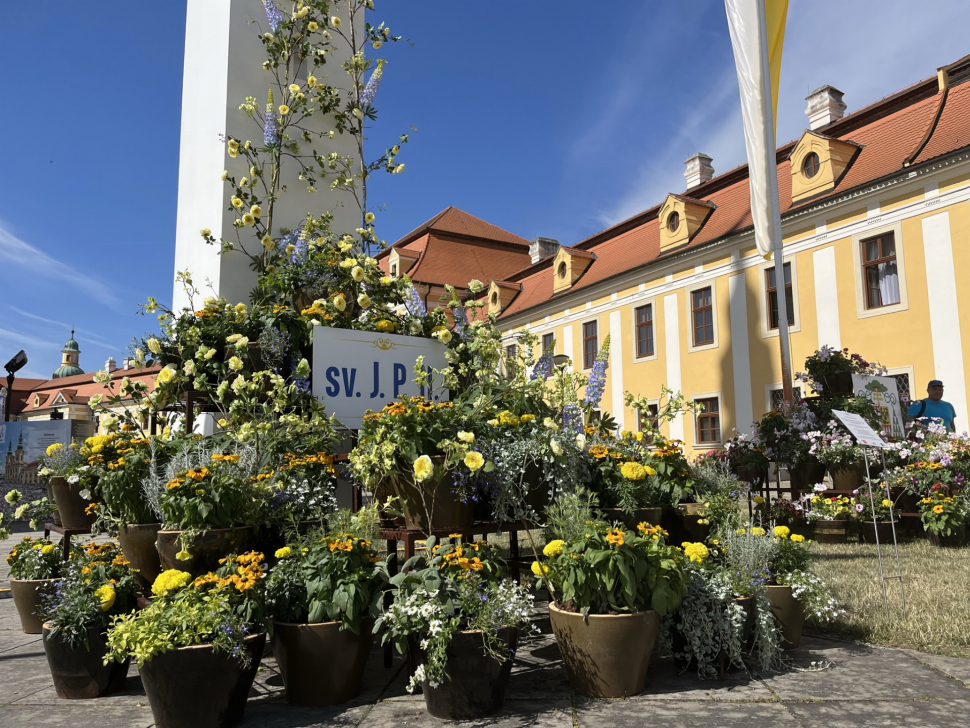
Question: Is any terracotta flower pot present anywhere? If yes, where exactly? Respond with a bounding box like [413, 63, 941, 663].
[549, 602, 659, 698]
[814, 519, 849, 544]
[156, 527, 252, 580]
[49, 477, 95, 530]
[385, 474, 474, 532]
[928, 526, 966, 547]
[271, 620, 373, 706]
[598, 507, 663, 531]
[10, 578, 56, 634]
[860, 520, 898, 544]
[140, 631, 266, 728]
[419, 628, 518, 720]
[42, 624, 130, 699]
[765, 585, 805, 650]
[118, 523, 163, 588]
[830, 462, 866, 491]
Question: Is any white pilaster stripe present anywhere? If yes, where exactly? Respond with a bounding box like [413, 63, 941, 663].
[922, 211, 968, 430]
[663, 293, 684, 442]
[609, 310, 624, 430]
[813, 246, 841, 350]
[562, 324, 574, 372]
[728, 274, 753, 434]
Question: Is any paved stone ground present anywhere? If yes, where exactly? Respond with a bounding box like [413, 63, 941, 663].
[3, 528, 970, 727]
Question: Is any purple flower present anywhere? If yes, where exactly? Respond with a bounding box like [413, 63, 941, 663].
[562, 403, 583, 436]
[359, 59, 385, 108]
[582, 334, 610, 408]
[530, 354, 552, 381]
[263, 1, 284, 32]
[405, 286, 426, 317]
[264, 89, 279, 147]
[453, 305, 467, 336]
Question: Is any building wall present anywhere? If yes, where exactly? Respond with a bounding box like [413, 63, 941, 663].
[503, 159, 970, 456]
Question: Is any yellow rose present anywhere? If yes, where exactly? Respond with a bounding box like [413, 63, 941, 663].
[308, 75, 317, 87]
[278, 104, 290, 115]
[351, 265, 365, 282]
[333, 295, 347, 312]
[288, 83, 300, 94]
[231, 196, 243, 208]
[262, 234, 273, 249]
[364, 212, 375, 223]
[250, 205, 261, 218]
[330, 16, 342, 28]
[307, 21, 318, 32]
[375, 320, 397, 333]
[413, 455, 434, 482]
[147, 337, 161, 354]
[228, 356, 244, 371]
[357, 293, 371, 308]
[464, 451, 485, 471]
[543, 540, 565, 557]
[457, 431, 475, 443]
[242, 213, 255, 226]
[156, 366, 177, 385]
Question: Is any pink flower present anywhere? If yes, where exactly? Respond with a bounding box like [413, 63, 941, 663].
[855, 503, 864, 512]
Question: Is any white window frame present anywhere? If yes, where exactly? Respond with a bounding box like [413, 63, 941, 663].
[685, 280, 719, 353]
[763, 383, 804, 415]
[757, 255, 802, 339]
[691, 391, 723, 447]
[580, 317, 599, 371]
[852, 220, 909, 319]
[631, 298, 658, 361]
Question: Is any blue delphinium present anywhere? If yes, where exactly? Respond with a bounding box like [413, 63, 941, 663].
[263, 0, 284, 32]
[453, 304, 467, 336]
[530, 354, 552, 381]
[264, 89, 279, 148]
[583, 334, 610, 408]
[562, 402, 583, 437]
[358, 59, 385, 108]
[405, 286, 426, 316]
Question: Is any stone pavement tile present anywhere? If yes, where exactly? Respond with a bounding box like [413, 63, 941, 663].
[0, 642, 56, 702]
[575, 697, 791, 727]
[241, 702, 370, 727]
[504, 634, 571, 700]
[903, 650, 970, 687]
[629, 654, 775, 702]
[0, 703, 154, 727]
[360, 698, 573, 728]
[763, 638, 970, 702]
[787, 698, 970, 727]
[0, 629, 40, 654]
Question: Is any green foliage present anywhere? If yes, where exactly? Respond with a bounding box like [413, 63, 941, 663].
[544, 488, 601, 544]
[919, 488, 967, 536]
[5, 536, 67, 580]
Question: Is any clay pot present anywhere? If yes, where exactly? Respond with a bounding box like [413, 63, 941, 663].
[928, 526, 966, 548]
[385, 473, 474, 532]
[419, 628, 518, 720]
[765, 585, 805, 650]
[814, 519, 849, 544]
[49, 477, 95, 530]
[10, 578, 55, 634]
[830, 462, 866, 491]
[549, 602, 659, 698]
[788, 462, 827, 496]
[118, 523, 163, 588]
[140, 631, 266, 728]
[42, 624, 130, 699]
[598, 507, 663, 531]
[271, 620, 373, 706]
[818, 371, 854, 399]
[860, 520, 898, 545]
[156, 527, 252, 580]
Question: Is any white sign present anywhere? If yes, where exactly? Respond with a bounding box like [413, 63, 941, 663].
[832, 410, 887, 448]
[851, 374, 904, 440]
[311, 328, 450, 429]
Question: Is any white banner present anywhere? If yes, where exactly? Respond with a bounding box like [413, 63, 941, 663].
[311, 328, 450, 429]
[851, 374, 905, 440]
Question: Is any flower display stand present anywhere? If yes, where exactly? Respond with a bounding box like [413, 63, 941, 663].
[43, 522, 92, 562]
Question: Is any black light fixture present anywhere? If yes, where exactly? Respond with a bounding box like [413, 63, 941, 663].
[4, 349, 28, 423]
[552, 354, 571, 369]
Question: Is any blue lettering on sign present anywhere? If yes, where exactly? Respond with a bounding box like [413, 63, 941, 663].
[393, 363, 406, 397]
[369, 362, 380, 398]
[341, 368, 357, 397]
[325, 367, 340, 397]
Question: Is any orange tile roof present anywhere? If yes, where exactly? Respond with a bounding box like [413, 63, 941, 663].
[381, 206, 531, 255]
[15, 366, 161, 415]
[492, 59, 970, 320]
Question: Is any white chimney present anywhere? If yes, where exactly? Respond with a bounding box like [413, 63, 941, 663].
[805, 85, 846, 130]
[684, 153, 714, 189]
[105, 357, 118, 372]
[529, 237, 559, 264]
[122, 356, 134, 371]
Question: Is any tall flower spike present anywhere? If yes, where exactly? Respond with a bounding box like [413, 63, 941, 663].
[583, 334, 610, 409]
[530, 354, 552, 381]
[264, 89, 279, 147]
[405, 285, 426, 317]
[359, 59, 386, 108]
[263, 0, 284, 32]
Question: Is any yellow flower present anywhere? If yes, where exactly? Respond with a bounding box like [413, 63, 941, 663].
[147, 337, 162, 354]
[543, 540, 565, 557]
[156, 366, 177, 386]
[773, 525, 790, 539]
[231, 196, 243, 208]
[262, 234, 273, 250]
[682, 542, 709, 563]
[275, 546, 293, 559]
[95, 584, 116, 612]
[176, 549, 192, 561]
[375, 320, 397, 333]
[330, 16, 342, 28]
[41, 544, 56, 555]
[413, 454, 434, 482]
[882, 499, 891, 508]
[152, 569, 191, 597]
[307, 21, 318, 32]
[753, 495, 765, 504]
[605, 527, 625, 547]
[933, 504, 945, 514]
[364, 212, 375, 223]
[250, 205, 262, 218]
[620, 461, 647, 482]
[751, 527, 766, 537]
[457, 431, 475, 443]
[530, 561, 550, 577]
[333, 295, 347, 312]
[790, 534, 806, 543]
[228, 356, 244, 371]
[279, 104, 290, 115]
[288, 83, 300, 94]
[242, 213, 255, 226]
[464, 451, 485, 471]
[308, 75, 317, 87]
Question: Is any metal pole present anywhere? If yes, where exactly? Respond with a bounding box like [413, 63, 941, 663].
[863, 447, 892, 619]
[882, 449, 906, 615]
[772, 250, 794, 405]
[4, 372, 13, 422]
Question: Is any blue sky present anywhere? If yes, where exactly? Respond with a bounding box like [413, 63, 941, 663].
[2, 0, 969, 379]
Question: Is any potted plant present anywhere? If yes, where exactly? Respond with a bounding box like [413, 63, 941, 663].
[265, 513, 385, 707]
[722, 430, 770, 483]
[6, 536, 66, 633]
[39, 441, 95, 529]
[856, 484, 899, 544]
[919, 486, 967, 547]
[41, 541, 138, 698]
[804, 486, 855, 543]
[587, 430, 662, 528]
[377, 535, 536, 719]
[796, 345, 888, 400]
[537, 519, 686, 697]
[754, 405, 824, 494]
[105, 552, 268, 728]
[37, 442, 84, 526]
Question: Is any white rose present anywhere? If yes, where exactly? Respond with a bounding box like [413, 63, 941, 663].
[575, 434, 586, 450]
[550, 439, 563, 456]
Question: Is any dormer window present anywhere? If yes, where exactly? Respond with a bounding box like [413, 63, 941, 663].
[488, 280, 522, 316]
[667, 211, 681, 233]
[390, 263, 398, 276]
[802, 152, 820, 179]
[557, 261, 567, 279]
[551, 247, 596, 294]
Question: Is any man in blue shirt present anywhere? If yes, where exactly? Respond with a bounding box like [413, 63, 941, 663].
[907, 379, 957, 432]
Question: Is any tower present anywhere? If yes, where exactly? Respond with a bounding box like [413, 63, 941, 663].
[52, 329, 84, 379]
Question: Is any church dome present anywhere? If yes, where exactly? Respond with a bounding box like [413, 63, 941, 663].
[63, 338, 80, 352]
[52, 363, 84, 379]
[52, 330, 84, 378]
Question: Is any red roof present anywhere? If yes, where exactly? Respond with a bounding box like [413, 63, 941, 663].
[14, 366, 161, 415]
[493, 59, 970, 319]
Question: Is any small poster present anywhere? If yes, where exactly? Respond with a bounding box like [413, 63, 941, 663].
[0, 420, 73, 484]
[851, 375, 905, 440]
[832, 410, 887, 448]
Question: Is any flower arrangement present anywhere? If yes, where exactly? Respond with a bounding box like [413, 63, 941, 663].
[804, 488, 855, 522]
[6, 536, 67, 580]
[919, 485, 967, 537]
[43, 541, 139, 648]
[90, 436, 164, 529]
[37, 441, 85, 480]
[795, 345, 888, 396]
[722, 431, 770, 474]
[584, 430, 659, 514]
[855, 485, 897, 522]
[3, 489, 56, 532]
[106, 551, 268, 668]
[376, 535, 535, 693]
[753, 403, 818, 467]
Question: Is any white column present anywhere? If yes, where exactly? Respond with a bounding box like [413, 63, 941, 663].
[609, 310, 625, 430]
[562, 324, 574, 372]
[813, 246, 841, 349]
[173, 0, 360, 312]
[728, 274, 754, 433]
[922, 212, 967, 429]
[663, 293, 684, 442]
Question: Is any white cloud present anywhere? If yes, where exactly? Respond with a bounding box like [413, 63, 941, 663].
[0, 221, 120, 306]
[8, 307, 119, 352]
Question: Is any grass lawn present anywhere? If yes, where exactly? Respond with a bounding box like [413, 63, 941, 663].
[810, 539, 970, 657]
